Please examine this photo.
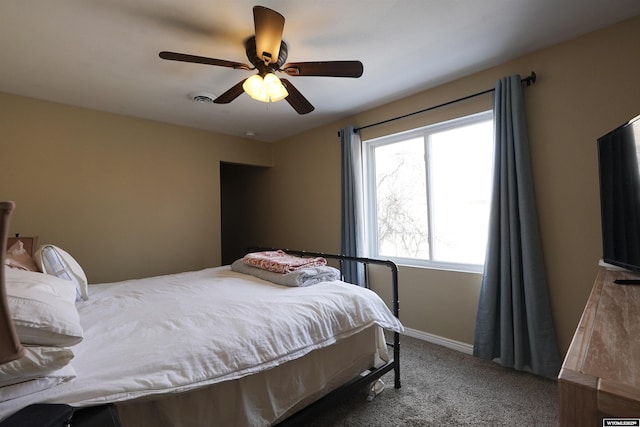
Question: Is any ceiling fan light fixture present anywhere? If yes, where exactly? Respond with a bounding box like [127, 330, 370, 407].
[263, 73, 288, 101]
[242, 73, 288, 103]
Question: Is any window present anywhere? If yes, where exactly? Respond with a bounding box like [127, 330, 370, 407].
[363, 111, 494, 272]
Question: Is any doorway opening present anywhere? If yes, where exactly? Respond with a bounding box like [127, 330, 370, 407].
[220, 162, 269, 265]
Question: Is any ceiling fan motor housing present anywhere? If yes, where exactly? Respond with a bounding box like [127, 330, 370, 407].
[245, 36, 288, 74]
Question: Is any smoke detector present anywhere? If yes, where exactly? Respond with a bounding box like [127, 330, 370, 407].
[190, 92, 216, 103]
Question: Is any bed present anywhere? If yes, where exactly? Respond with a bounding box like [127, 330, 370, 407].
[0, 241, 403, 426]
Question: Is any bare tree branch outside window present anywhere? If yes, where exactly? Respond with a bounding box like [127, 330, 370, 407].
[374, 139, 428, 258]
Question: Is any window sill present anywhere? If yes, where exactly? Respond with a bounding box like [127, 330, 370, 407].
[385, 258, 484, 274]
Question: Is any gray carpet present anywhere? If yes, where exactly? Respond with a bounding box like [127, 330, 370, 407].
[304, 335, 559, 426]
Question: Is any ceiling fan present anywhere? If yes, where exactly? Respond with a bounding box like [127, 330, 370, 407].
[159, 5, 363, 114]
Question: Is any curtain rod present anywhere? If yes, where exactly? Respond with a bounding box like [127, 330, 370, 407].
[348, 72, 536, 134]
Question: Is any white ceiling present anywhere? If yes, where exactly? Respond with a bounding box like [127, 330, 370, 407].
[2, 1, 639, 142]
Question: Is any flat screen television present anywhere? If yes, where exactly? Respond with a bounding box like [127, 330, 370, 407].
[598, 114, 640, 277]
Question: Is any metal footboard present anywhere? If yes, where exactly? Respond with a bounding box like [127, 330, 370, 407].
[246, 247, 401, 425]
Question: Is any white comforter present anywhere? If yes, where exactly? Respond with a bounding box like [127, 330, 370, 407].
[1, 266, 403, 412]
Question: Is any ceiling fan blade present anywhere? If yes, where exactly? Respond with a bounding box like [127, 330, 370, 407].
[159, 51, 251, 70]
[280, 79, 314, 114]
[213, 79, 247, 104]
[253, 6, 285, 65]
[282, 61, 364, 78]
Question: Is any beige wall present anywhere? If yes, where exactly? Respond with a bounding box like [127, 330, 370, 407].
[255, 15, 640, 354]
[0, 93, 272, 283]
[2, 15, 639, 356]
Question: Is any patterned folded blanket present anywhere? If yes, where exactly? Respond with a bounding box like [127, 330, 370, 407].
[243, 250, 327, 273]
[231, 260, 341, 287]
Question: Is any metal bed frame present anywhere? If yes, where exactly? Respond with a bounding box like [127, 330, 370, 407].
[10, 248, 401, 426]
[247, 248, 401, 426]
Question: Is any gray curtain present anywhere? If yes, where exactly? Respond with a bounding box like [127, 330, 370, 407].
[340, 125, 365, 285]
[473, 75, 561, 379]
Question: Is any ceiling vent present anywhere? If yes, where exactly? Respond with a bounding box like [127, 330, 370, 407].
[190, 92, 216, 103]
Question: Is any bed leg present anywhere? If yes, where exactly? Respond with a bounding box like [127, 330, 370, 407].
[367, 379, 385, 401]
[394, 333, 401, 389]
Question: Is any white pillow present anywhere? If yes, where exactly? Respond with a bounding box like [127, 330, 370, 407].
[34, 245, 89, 301]
[0, 346, 74, 387]
[6, 269, 84, 347]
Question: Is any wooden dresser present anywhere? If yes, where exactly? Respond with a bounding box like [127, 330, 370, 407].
[559, 268, 640, 425]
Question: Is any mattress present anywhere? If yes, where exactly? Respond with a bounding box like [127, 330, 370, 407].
[116, 325, 385, 426]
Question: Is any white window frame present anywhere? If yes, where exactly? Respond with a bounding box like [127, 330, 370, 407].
[363, 110, 494, 273]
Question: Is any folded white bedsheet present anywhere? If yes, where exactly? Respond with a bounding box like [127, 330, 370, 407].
[0, 266, 403, 419]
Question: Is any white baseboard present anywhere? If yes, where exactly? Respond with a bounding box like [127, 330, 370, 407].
[402, 327, 474, 355]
